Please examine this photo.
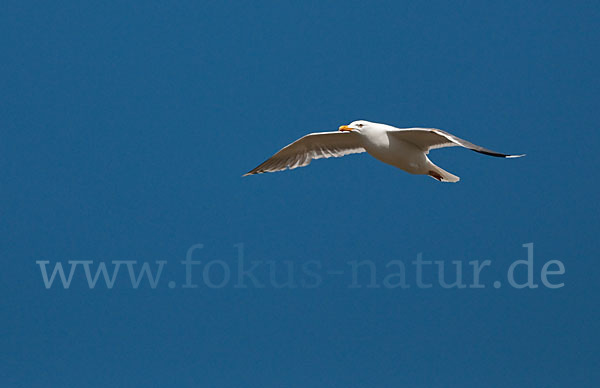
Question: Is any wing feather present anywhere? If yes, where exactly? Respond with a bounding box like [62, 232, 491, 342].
[244, 131, 366, 176]
[389, 128, 524, 158]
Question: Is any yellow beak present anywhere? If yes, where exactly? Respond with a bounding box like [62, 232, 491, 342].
[339, 125, 352, 132]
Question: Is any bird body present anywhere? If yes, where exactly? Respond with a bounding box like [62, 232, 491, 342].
[359, 125, 427, 174]
[244, 120, 524, 182]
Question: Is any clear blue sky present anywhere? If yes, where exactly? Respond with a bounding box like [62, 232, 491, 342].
[2, 1, 599, 387]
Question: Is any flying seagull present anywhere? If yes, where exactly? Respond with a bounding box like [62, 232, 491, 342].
[243, 120, 524, 182]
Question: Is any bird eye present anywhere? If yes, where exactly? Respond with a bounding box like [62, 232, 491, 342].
[357, 124, 363, 128]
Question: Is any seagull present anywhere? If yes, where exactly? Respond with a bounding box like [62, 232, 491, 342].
[243, 120, 524, 182]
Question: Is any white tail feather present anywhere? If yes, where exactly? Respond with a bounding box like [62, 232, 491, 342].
[428, 164, 460, 183]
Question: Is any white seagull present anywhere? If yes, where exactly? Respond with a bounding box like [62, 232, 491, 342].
[244, 120, 524, 182]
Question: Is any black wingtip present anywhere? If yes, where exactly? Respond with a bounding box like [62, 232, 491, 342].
[474, 149, 525, 158]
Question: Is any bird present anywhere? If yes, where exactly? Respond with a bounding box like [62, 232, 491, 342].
[243, 120, 524, 182]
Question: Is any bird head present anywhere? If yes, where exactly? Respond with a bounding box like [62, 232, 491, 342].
[338, 120, 373, 133]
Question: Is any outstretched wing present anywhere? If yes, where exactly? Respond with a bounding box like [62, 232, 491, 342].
[389, 128, 525, 158]
[244, 131, 365, 176]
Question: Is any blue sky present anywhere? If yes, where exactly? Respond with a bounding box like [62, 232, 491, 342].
[1, 1, 599, 387]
